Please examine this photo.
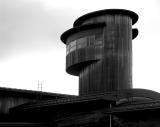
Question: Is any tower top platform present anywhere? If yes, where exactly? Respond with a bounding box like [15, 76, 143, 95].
[73, 9, 139, 27]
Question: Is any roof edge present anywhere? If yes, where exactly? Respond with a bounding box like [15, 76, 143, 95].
[73, 9, 138, 27]
[61, 23, 105, 43]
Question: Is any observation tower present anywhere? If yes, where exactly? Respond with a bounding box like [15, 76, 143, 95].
[61, 9, 138, 96]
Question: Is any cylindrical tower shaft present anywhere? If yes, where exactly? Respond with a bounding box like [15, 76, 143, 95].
[79, 15, 133, 95]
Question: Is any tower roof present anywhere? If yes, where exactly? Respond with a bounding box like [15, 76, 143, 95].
[73, 9, 139, 27]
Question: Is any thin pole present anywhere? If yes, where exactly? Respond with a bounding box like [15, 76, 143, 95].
[41, 81, 42, 91]
[109, 103, 112, 127]
[37, 80, 39, 91]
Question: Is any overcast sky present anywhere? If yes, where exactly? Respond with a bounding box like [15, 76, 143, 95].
[0, 0, 160, 95]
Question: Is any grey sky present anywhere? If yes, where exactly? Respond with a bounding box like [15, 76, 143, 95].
[0, 0, 77, 60]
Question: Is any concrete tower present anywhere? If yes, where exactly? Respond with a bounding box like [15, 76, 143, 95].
[61, 9, 138, 96]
